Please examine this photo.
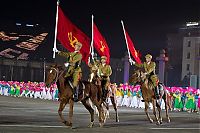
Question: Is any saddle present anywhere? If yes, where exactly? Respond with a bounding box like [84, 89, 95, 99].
[65, 77, 86, 101]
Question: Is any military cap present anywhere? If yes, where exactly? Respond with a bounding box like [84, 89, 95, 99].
[101, 56, 107, 60]
[145, 54, 152, 59]
[75, 42, 82, 47]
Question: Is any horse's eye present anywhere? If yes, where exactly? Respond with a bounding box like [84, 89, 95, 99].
[50, 70, 53, 73]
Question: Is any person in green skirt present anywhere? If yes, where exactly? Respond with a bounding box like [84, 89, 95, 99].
[185, 91, 195, 113]
[173, 90, 183, 111]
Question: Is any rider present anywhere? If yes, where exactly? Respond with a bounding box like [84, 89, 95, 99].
[97, 56, 112, 100]
[56, 42, 82, 102]
[88, 53, 100, 83]
[129, 54, 160, 99]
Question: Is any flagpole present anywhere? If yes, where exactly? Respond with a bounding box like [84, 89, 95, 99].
[121, 20, 131, 60]
[90, 14, 94, 61]
[53, 0, 59, 58]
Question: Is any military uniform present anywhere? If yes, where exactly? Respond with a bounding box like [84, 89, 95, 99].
[58, 51, 82, 88]
[88, 59, 100, 83]
[133, 54, 159, 99]
[98, 56, 112, 90]
[134, 61, 158, 87]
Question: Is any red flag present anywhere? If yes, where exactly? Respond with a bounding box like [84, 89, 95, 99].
[57, 6, 90, 63]
[125, 31, 141, 64]
[93, 23, 110, 64]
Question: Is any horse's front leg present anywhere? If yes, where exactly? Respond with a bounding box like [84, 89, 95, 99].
[81, 99, 95, 128]
[164, 98, 171, 123]
[67, 99, 74, 127]
[58, 99, 69, 126]
[96, 103, 105, 127]
[152, 99, 160, 125]
[144, 101, 153, 123]
[110, 96, 119, 122]
[156, 100, 162, 124]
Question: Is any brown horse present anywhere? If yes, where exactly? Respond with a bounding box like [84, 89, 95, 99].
[129, 69, 170, 125]
[45, 65, 105, 128]
[88, 70, 119, 123]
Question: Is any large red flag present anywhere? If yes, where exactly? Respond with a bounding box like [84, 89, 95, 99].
[93, 23, 110, 64]
[125, 31, 141, 64]
[57, 6, 90, 63]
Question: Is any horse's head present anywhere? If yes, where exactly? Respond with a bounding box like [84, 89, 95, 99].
[129, 69, 146, 85]
[45, 64, 63, 88]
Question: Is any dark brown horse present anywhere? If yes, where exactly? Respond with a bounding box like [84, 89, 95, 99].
[88, 70, 119, 123]
[129, 69, 170, 125]
[45, 65, 105, 128]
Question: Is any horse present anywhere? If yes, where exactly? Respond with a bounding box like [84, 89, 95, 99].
[88, 69, 119, 123]
[129, 69, 170, 125]
[45, 65, 105, 128]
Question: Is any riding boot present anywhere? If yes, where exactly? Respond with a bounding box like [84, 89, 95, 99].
[73, 87, 79, 102]
[102, 88, 108, 101]
[154, 86, 160, 99]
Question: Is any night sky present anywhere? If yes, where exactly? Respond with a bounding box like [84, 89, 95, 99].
[1, 0, 200, 61]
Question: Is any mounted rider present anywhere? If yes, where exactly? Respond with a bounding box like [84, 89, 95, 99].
[97, 56, 112, 100]
[129, 54, 160, 99]
[88, 53, 100, 83]
[56, 42, 83, 102]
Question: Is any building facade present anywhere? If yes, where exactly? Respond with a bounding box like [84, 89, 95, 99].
[167, 21, 200, 87]
[182, 37, 200, 88]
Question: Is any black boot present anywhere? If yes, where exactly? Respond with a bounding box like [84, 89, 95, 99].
[102, 88, 108, 101]
[73, 87, 79, 102]
[154, 86, 160, 99]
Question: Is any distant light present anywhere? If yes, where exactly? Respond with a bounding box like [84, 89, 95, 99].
[186, 22, 199, 27]
[26, 24, 34, 27]
[16, 23, 22, 26]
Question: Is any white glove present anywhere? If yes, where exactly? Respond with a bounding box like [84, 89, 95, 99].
[144, 72, 148, 75]
[53, 47, 59, 53]
[64, 62, 69, 67]
[129, 58, 135, 65]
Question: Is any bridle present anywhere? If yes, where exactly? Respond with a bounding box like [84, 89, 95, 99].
[49, 67, 63, 86]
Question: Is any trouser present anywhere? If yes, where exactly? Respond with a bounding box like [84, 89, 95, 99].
[72, 72, 81, 88]
[101, 77, 110, 100]
[150, 75, 159, 98]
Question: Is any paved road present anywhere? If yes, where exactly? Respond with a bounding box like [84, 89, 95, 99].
[0, 95, 199, 133]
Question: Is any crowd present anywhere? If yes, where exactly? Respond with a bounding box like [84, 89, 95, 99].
[0, 81, 58, 101]
[0, 81, 199, 113]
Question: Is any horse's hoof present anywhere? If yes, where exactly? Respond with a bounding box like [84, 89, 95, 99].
[116, 119, 120, 123]
[99, 123, 104, 127]
[149, 119, 153, 123]
[64, 121, 72, 127]
[160, 121, 163, 125]
[88, 122, 94, 128]
[156, 121, 160, 125]
[167, 118, 171, 123]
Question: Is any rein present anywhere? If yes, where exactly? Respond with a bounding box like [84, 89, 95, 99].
[50, 67, 63, 85]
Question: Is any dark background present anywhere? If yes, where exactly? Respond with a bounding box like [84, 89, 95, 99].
[0, 0, 199, 61]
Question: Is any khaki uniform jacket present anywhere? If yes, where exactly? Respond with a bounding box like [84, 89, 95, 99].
[88, 60, 99, 73]
[135, 61, 158, 87]
[135, 61, 156, 76]
[98, 64, 112, 79]
[58, 51, 82, 74]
